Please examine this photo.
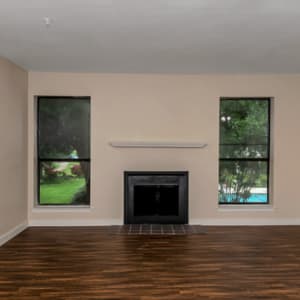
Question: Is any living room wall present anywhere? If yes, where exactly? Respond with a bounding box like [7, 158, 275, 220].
[28, 72, 300, 225]
[0, 58, 28, 242]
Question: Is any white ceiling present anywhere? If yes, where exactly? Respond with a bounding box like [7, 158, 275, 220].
[1, 0, 300, 73]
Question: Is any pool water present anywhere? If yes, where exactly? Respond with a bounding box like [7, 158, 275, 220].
[220, 193, 268, 204]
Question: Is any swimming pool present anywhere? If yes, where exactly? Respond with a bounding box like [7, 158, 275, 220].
[219, 193, 268, 204]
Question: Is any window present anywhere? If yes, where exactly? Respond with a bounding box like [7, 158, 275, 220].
[37, 96, 90, 205]
[219, 98, 270, 204]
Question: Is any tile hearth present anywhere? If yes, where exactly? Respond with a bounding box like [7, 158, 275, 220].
[114, 224, 206, 235]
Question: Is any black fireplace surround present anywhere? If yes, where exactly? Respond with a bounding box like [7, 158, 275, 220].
[124, 171, 188, 224]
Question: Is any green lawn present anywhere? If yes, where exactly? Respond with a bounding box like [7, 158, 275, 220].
[40, 177, 85, 204]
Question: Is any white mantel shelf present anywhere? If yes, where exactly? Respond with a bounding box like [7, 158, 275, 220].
[109, 141, 208, 149]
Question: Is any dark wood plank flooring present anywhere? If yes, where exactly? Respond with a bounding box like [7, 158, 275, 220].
[0, 226, 299, 299]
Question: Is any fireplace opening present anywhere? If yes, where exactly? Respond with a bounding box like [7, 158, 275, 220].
[134, 185, 179, 216]
[124, 171, 188, 224]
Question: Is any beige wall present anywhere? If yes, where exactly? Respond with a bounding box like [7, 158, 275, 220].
[0, 58, 28, 237]
[28, 72, 300, 225]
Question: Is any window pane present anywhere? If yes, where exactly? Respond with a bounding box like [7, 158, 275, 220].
[39, 161, 90, 205]
[38, 98, 90, 159]
[220, 99, 269, 159]
[219, 160, 268, 204]
[220, 144, 268, 159]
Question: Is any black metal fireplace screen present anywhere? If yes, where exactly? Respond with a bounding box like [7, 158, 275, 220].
[124, 171, 188, 224]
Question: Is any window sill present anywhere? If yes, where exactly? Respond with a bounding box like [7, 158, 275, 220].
[218, 204, 274, 212]
[33, 205, 91, 213]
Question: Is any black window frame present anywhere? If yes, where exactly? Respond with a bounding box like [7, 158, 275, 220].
[219, 97, 271, 205]
[37, 96, 91, 206]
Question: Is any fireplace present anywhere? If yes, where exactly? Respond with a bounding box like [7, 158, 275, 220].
[124, 171, 188, 224]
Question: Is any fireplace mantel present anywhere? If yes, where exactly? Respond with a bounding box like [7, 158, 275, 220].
[109, 141, 207, 148]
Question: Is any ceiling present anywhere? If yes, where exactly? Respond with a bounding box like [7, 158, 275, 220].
[1, 0, 300, 73]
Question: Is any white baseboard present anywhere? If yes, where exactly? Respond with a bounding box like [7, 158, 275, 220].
[28, 218, 300, 226]
[29, 218, 123, 227]
[0, 221, 28, 247]
[190, 218, 300, 226]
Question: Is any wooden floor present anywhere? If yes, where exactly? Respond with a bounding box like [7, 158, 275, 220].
[0, 226, 299, 300]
